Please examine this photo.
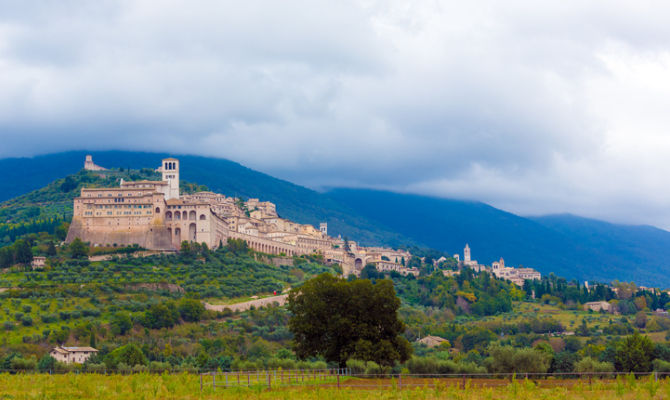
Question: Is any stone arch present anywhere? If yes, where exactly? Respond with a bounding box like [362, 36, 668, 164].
[174, 211, 181, 220]
[189, 223, 197, 240]
[155, 207, 160, 214]
[166, 211, 172, 220]
[199, 214, 206, 220]
[189, 211, 196, 220]
[355, 258, 363, 270]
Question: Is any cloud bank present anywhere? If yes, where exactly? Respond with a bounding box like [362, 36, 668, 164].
[1, 1, 670, 227]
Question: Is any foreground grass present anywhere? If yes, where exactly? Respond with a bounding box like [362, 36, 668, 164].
[2, 373, 670, 399]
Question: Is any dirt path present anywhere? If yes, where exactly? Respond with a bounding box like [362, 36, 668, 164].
[204, 294, 288, 312]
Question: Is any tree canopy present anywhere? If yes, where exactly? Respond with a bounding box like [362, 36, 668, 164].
[288, 273, 412, 368]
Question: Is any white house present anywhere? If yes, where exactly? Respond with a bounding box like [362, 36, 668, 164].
[49, 346, 98, 364]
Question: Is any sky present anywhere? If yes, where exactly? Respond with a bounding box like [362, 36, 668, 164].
[1, 1, 670, 227]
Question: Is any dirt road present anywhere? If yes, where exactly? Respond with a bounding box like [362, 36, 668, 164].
[204, 294, 287, 312]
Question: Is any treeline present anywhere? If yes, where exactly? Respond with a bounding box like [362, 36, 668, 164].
[407, 332, 670, 375]
[384, 268, 521, 317]
[0, 218, 67, 246]
[523, 274, 670, 314]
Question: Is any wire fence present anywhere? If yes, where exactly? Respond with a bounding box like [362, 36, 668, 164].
[199, 369, 670, 391]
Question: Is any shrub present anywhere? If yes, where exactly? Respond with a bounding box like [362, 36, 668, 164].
[177, 298, 205, 322]
[40, 313, 58, 323]
[346, 359, 367, 375]
[21, 316, 33, 326]
[574, 356, 615, 377]
[104, 343, 148, 369]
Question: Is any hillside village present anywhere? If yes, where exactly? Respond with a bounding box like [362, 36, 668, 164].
[68, 155, 543, 284]
[68, 156, 416, 277]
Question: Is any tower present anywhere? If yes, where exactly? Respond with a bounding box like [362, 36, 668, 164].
[161, 158, 180, 200]
[464, 244, 471, 263]
[319, 222, 328, 236]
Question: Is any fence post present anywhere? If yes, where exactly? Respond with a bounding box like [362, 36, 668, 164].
[212, 372, 216, 389]
[247, 372, 250, 386]
[225, 373, 228, 388]
[268, 371, 271, 390]
[462, 374, 466, 389]
[200, 374, 203, 392]
[398, 373, 402, 390]
[655, 371, 658, 382]
[337, 374, 340, 389]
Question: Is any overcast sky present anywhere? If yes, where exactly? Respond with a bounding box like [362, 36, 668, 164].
[1, 1, 670, 227]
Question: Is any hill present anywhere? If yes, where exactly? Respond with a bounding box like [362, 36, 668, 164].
[326, 188, 670, 287]
[4, 151, 670, 286]
[0, 151, 413, 248]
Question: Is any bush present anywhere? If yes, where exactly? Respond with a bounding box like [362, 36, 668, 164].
[177, 298, 205, 322]
[149, 361, 171, 373]
[37, 355, 56, 372]
[346, 359, 367, 375]
[574, 356, 615, 377]
[2, 321, 14, 331]
[21, 316, 33, 326]
[142, 302, 179, 329]
[40, 313, 58, 323]
[105, 343, 148, 369]
[10, 356, 37, 371]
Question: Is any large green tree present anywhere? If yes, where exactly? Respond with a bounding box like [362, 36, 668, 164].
[288, 273, 412, 368]
[614, 332, 655, 372]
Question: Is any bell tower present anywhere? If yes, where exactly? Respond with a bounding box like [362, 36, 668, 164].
[161, 158, 180, 200]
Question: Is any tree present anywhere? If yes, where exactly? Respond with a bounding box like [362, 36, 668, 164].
[37, 355, 56, 372]
[177, 298, 205, 322]
[105, 343, 147, 369]
[614, 332, 655, 372]
[288, 273, 412, 368]
[14, 239, 33, 265]
[110, 312, 133, 335]
[68, 238, 89, 259]
[142, 302, 180, 329]
[46, 241, 57, 257]
[226, 238, 249, 255]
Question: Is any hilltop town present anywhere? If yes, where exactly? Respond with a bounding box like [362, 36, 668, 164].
[67, 156, 415, 277]
[66, 155, 543, 283]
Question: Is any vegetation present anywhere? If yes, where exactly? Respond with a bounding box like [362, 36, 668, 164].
[288, 273, 412, 368]
[4, 168, 670, 378]
[2, 373, 670, 399]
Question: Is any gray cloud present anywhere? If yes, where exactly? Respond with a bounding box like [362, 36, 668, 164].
[1, 1, 670, 227]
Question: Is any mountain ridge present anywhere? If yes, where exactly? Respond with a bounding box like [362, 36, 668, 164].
[3, 151, 670, 286]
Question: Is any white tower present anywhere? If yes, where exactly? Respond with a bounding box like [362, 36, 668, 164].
[464, 244, 471, 263]
[319, 222, 328, 236]
[161, 158, 180, 200]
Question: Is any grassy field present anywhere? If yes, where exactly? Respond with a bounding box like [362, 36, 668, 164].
[1, 373, 669, 399]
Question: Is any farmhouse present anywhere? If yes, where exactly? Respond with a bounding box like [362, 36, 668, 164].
[49, 346, 98, 364]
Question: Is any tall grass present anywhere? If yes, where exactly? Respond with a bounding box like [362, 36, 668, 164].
[1, 373, 670, 399]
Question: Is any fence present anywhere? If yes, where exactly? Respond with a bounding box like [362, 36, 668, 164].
[200, 369, 670, 391]
[200, 368, 349, 390]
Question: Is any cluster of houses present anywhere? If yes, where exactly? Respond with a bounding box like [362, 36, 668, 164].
[445, 244, 542, 286]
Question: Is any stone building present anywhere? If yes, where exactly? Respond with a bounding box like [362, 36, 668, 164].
[50, 346, 98, 364]
[66, 156, 411, 276]
[84, 155, 107, 171]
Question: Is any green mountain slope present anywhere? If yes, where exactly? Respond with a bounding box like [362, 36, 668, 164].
[0, 151, 414, 248]
[326, 188, 670, 287]
[4, 151, 670, 286]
